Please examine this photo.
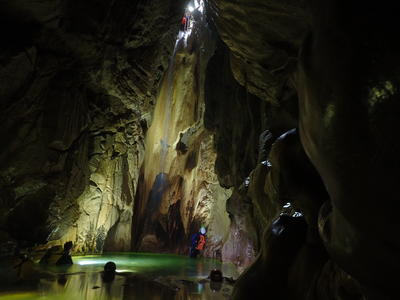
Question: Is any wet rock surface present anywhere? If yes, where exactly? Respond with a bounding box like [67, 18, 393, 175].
[1, 0, 400, 299]
[132, 16, 232, 257]
[0, 0, 184, 252]
[296, 1, 400, 298]
[208, 0, 309, 104]
[206, 0, 400, 299]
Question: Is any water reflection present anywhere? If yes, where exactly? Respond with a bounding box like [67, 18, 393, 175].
[39, 272, 125, 300]
[0, 253, 237, 300]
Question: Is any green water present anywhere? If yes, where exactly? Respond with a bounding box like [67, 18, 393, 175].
[0, 252, 238, 300]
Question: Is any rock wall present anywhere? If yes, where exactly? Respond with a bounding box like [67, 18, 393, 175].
[132, 14, 232, 257]
[0, 0, 185, 252]
[297, 2, 400, 299]
[206, 0, 400, 299]
[203, 30, 300, 270]
[204, 41, 264, 270]
[1, 1, 399, 299]
[208, 0, 309, 104]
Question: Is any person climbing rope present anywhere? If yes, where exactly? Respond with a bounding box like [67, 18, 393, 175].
[181, 16, 187, 31]
[189, 227, 206, 258]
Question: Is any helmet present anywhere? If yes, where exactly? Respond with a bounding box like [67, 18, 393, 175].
[104, 261, 116, 273]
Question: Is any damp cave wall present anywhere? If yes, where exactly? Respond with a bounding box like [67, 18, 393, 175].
[0, 0, 186, 252]
[206, 0, 400, 299]
[130, 15, 234, 257]
[0, 1, 400, 299]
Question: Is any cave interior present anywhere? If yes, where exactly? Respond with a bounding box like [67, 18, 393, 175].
[0, 0, 399, 299]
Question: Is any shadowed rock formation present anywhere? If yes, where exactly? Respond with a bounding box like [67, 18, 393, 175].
[0, 0, 185, 252]
[132, 14, 232, 256]
[1, 0, 400, 299]
[206, 0, 400, 299]
[208, 0, 309, 104]
[296, 1, 400, 298]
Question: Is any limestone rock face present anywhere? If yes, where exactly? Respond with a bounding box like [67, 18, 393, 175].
[221, 187, 257, 271]
[1, 2, 399, 299]
[204, 42, 262, 188]
[208, 0, 309, 103]
[204, 41, 266, 269]
[232, 129, 331, 299]
[297, 2, 400, 298]
[132, 17, 232, 257]
[0, 0, 185, 252]
[201, 18, 301, 273]
[206, 0, 400, 299]
[203, 36, 305, 270]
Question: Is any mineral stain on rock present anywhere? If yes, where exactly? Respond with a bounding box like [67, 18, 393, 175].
[1, 0, 400, 299]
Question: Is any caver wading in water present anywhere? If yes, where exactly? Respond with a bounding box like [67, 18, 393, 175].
[189, 227, 206, 258]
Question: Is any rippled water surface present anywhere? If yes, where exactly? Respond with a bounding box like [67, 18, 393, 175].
[0, 252, 238, 299]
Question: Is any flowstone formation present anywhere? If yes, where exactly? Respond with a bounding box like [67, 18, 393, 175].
[132, 12, 232, 257]
[0, 0, 185, 253]
[1, 0, 399, 299]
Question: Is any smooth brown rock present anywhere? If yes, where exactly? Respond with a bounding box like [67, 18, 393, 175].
[208, 0, 308, 103]
[297, 1, 400, 297]
[131, 19, 232, 256]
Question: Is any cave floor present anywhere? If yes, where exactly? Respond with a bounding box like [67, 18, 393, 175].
[0, 252, 238, 300]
